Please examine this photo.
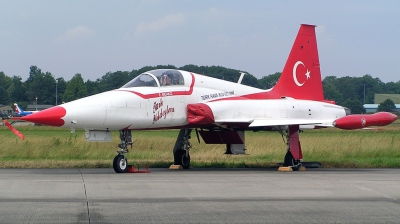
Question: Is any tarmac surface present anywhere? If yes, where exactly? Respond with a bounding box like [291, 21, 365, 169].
[0, 168, 399, 224]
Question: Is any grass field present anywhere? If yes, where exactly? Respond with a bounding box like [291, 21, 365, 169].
[1, 120, 399, 168]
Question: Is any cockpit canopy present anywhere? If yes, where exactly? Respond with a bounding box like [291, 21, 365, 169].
[121, 69, 184, 88]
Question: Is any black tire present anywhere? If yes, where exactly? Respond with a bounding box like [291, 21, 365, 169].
[174, 150, 190, 169]
[113, 155, 128, 173]
[283, 151, 300, 171]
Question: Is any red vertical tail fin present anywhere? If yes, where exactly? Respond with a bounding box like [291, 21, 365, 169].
[270, 24, 324, 101]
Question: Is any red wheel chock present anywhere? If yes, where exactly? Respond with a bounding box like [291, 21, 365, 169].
[127, 164, 150, 173]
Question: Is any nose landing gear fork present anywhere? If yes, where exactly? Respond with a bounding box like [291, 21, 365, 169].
[113, 130, 133, 173]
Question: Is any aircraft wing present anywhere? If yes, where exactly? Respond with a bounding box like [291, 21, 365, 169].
[214, 119, 253, 124]
[187, 101, 338, 128]
[248, 119, 334, 127]
[214, 118, 334, 127]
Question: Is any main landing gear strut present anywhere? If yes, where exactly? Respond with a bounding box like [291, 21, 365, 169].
[279, 125, 303, 171]
[172, 129, 192, 169]
[113, 129, 133, 173]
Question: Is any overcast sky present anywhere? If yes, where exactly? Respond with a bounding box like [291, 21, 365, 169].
[1, 0, 399, 83]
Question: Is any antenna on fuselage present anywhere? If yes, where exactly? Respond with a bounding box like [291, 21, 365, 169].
[237, 72, 246, 84]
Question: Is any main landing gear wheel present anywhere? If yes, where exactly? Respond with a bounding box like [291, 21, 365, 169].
[173, 129, 192, 169]
[174, 150, 190, 169]
[284, 151, 301, 171]
[113, 154, 128, 173]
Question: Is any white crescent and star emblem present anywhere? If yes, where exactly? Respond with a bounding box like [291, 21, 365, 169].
[361, 117, 366, 126]
[293, 61, 311, 87]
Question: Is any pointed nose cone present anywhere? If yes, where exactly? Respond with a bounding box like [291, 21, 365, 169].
[17, 106, 66, 127]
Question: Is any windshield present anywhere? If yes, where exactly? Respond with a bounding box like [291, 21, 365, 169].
[121, 74, 158, 88]
[121, 69, 184, 88]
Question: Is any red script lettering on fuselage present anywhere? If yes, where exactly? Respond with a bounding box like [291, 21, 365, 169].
[152, 98, 175, 123]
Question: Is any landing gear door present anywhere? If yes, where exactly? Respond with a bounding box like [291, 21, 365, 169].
[85, 130, 112, 142]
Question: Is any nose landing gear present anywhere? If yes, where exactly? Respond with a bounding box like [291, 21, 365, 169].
[113, 130, 133, 173]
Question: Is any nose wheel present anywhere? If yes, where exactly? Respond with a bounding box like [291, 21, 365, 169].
[113, 154, 128, 173]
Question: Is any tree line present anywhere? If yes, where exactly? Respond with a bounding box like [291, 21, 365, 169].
[1, 65, 399, 114]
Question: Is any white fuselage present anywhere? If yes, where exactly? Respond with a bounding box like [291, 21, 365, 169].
[58, 70, 346, 131]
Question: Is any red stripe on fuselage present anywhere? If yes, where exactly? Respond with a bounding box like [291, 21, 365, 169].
[116, 73, 195, 99]
[117, 72, 282, 102]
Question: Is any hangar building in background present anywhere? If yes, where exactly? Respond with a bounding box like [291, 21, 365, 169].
[363, 94, 400, 113]
[374, 94, 400, 104]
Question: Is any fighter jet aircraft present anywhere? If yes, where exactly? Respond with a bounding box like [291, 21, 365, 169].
[8, 24, 397, 173]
